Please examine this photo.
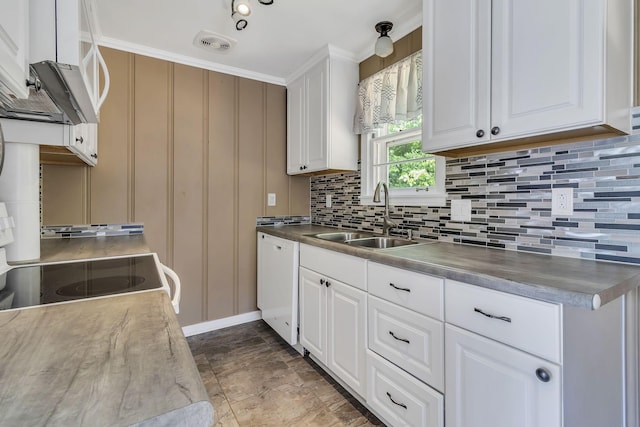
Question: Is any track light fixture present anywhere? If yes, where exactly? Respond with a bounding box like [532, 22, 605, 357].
[231, 0, 274, 31]
[374, 21, 394, 58]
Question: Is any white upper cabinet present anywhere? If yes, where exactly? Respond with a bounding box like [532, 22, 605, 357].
[287, 47, 358, 175]
[423, 0, 633, 155]
[0, 0, 30, 99]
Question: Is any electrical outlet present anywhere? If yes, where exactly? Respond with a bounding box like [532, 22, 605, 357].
[267, 193, 276, 206]
[325, 194, 332, 208]
[552, 188, 573, 215]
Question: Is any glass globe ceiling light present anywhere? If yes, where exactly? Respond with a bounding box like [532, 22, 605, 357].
[374, 21, 394, 58]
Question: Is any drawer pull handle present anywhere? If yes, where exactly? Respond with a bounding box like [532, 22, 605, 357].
[389, 283, 411, 292]
[389, 331, 410, 344]
[474, 308, 511, 323]
[386, 392, 407, 409]
[320, 279, 325, 285]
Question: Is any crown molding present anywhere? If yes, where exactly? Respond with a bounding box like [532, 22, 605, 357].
[97, 36, 287, 86]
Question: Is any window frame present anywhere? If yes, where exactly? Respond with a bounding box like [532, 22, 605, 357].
[360, 126, 447, 207]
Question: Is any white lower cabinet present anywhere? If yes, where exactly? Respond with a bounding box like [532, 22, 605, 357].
[368, 294, 444, 392]
[286, 242, 628, 427]
[299, 265, 367, 397]
[445, 324, 561, 427]
[445, 279, 626, 427]
[367, 349, 444, 427]
[327, 277, 367, 396]
[299, 267, 327, 362]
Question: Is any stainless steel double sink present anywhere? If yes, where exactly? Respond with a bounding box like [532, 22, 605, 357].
[306, 231, 420, 249]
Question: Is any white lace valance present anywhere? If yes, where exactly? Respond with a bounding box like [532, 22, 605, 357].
[353, 50, 422, 134]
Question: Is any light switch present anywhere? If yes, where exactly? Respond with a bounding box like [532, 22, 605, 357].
[267, 193, 276, 206]
[326, 194, 332, 208]
[451, 199, 472, 222]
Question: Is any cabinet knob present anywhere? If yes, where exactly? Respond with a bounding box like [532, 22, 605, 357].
[76, 136, 84, 144]
[320, 279, 325, 285]
[491, 126, 500, 136]
[535, 368, 551, 382]
[303, 165, 308, 170]
[476, 129, 485, 138]
[90, 153, 98, 159]
[325, 280, 331, 287]
[299, 166, 304, 170]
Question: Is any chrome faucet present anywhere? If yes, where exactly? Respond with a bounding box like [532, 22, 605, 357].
[373, 181, 398, 236]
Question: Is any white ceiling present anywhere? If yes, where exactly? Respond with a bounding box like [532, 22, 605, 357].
[92, 0, 422, 85]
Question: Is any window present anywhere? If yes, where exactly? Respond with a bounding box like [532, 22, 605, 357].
[361, 115, 446, 206]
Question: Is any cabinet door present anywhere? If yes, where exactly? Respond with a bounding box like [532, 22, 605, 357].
[304, 58, 328, 172]
[327, 279, 367, 397]
[422, 0, 491, 152]
[0, 0, 29, 99]
[299, 267, 327, 364]
[445, 324, 561, 427]
[68, 123, 97, 166]
[257, 233, 298, 345]
[490, 0, 604, 140]
[286, 75, 305, 174]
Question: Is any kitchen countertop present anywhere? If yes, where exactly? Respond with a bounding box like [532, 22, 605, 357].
[8, 235, 152, 265]
[0, 290, 214, 426]
[38, 235, 151, 263]
[257, 224, 640, 310]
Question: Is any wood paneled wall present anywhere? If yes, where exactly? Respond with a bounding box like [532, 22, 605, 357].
[41, 47, 310, 326]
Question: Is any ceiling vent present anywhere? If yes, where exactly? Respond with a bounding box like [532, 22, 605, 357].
[193, 31, 236, 53]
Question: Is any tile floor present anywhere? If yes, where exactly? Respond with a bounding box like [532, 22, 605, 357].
[187, 320, 385, 427]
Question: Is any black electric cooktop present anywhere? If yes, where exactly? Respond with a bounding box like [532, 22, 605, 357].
[0, 254, 164, 311]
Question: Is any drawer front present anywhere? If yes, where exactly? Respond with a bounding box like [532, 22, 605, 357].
[367, 349, 444, 427]
[368, 262, 443, 320]
[368, 295, 444, 392]
[300, 244, 367, 290]
[445, 280, 562, 363]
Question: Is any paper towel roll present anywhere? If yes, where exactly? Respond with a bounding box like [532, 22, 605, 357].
[0, 143, 40, 262]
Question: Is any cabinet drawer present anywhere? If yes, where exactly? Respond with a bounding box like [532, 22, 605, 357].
[445, 280, 562, 363]
[368, 262, 443, 320]
[300, 244, 366, 290]
[368, 295, 444, 392]
[367, 349, 443, 427]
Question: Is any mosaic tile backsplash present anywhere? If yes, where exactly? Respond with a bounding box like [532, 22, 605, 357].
[311, 133, 640, 265]
[41, 224, 144, 239]
[256, 216, 311, 226]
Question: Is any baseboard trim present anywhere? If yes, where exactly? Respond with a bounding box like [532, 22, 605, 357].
[182, 310, 262, 337]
